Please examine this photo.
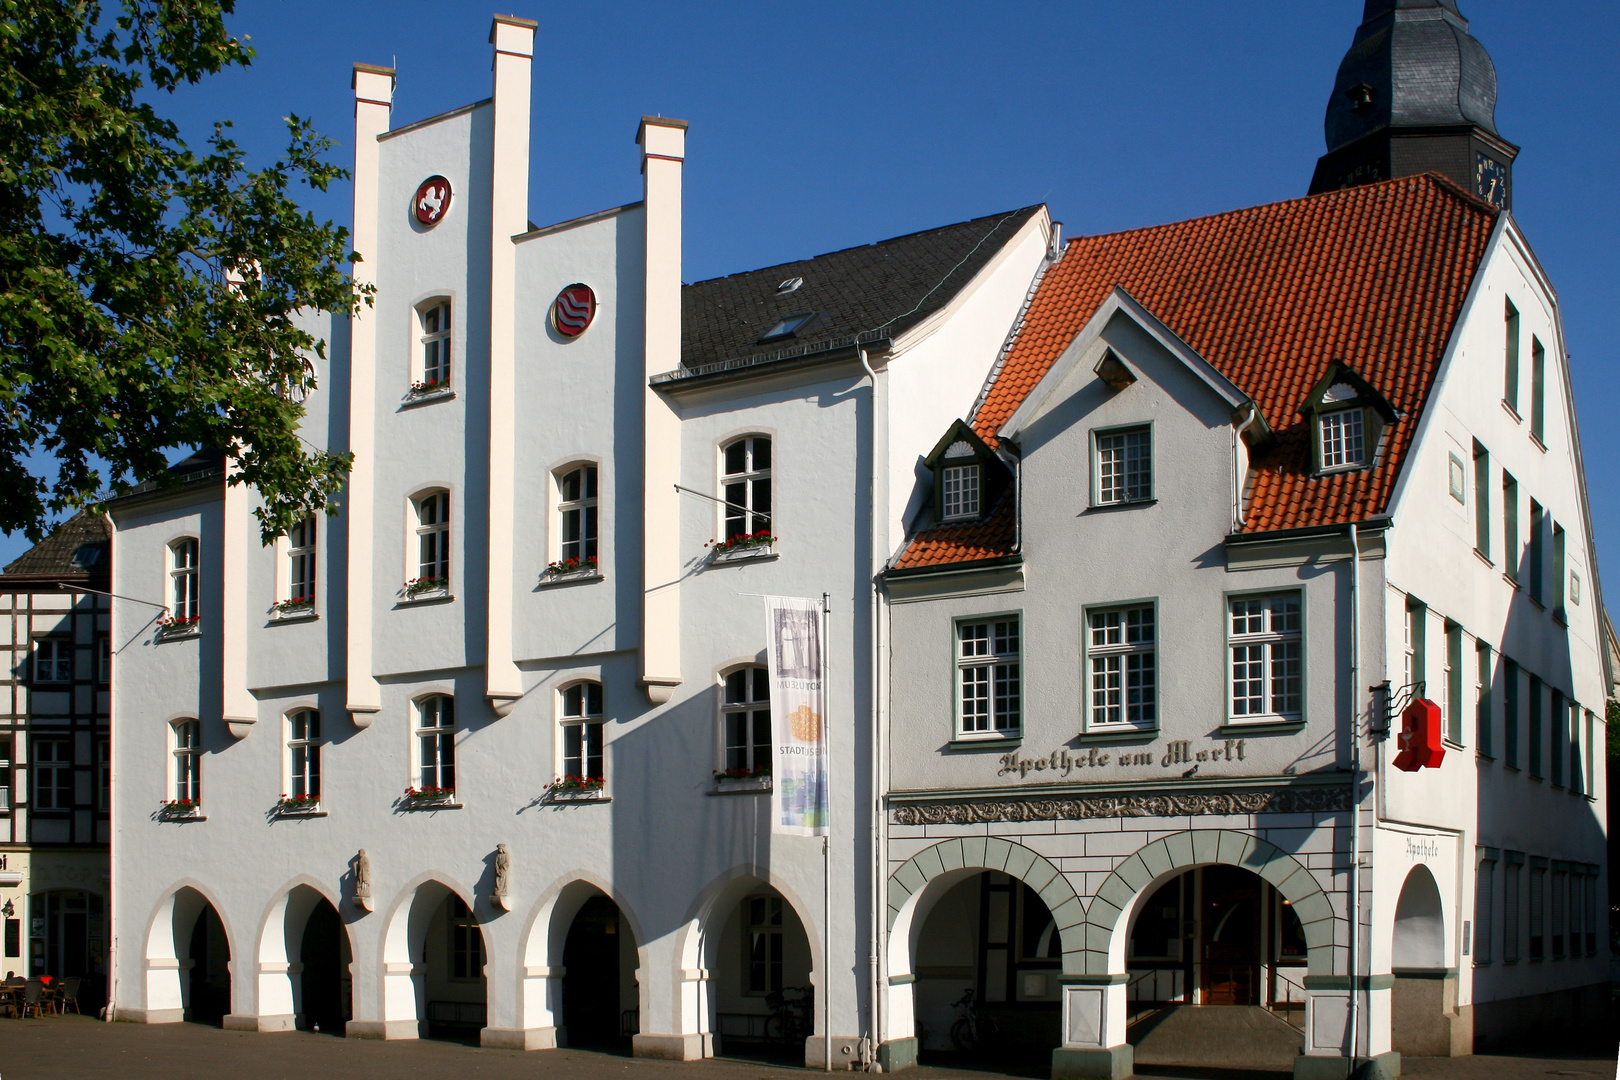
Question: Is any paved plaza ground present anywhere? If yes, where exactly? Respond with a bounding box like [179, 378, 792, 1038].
[0, 1016, 1613, 1080]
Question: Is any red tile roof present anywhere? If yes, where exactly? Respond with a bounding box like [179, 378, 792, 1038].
[893, 173, 1497, 571]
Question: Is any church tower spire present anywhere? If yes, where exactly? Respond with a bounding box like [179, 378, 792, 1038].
[1308, 0, 1517, 208]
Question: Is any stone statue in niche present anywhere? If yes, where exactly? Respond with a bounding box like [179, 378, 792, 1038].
[493, 843, 511, 911]
[354, 849, 374, 912]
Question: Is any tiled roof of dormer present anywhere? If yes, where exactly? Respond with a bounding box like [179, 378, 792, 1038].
[675, 206, 1044, 380]
[894, 172, 1498, 570]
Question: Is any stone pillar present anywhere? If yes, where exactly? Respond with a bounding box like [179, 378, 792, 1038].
[1293, 979, 1402, 1080]
[1051, 978, 1132, 1080]
[631, 936, 704, 1060]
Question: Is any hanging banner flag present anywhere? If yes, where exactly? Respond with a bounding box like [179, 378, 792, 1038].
[765, 595, 828, 836]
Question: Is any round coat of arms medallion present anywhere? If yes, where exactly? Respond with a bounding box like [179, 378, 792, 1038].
[552, 283, 597, 337]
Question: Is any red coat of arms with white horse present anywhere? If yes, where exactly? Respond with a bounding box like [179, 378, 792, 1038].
[552, 284, 596, 337]
[413, 175, 452, 226]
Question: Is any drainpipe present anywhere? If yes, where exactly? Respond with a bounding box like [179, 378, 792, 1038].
[1346, 522, 1362, 1069]
[858, 347, 884, 1069]
[1232, 404, 1259, 531]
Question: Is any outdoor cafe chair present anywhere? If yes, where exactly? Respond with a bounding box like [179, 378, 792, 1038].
[21, 979, 44, 1018]
[58, 977, 81, 1015]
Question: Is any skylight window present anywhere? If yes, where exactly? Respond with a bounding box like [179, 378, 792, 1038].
[758, 312, 818, 344]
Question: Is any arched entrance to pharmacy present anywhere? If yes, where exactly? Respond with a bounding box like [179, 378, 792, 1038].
[257, 882, 351, 1033]
[886, 839, 1083, 1072]
[378, 877, 487, 1042]
[678, 869, 818, 1064]
[1089, 832, 1335, 1072]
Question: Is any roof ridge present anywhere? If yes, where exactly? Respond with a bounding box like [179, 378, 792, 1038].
[683, 205, 1042, 288]
[1063, 172, 1489, 250]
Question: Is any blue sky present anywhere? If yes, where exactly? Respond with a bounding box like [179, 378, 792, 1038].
[7, 1, 1617, 582]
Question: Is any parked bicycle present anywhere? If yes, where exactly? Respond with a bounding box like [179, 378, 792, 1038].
[949, 987, 999, 1053]
[764, 984, 814, 1044]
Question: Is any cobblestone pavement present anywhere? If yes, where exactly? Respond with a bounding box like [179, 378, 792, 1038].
[0, 1017, 1612, 1080]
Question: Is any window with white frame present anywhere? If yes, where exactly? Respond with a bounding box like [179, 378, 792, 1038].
[1095, 427, 1151, 504]
[722, 436, 772, 541]
[721, 667, 771, 778]
[418, 300, 451, 388]
[1319, 409, 1365, 470]
[1087, 605, 1157, 730]
[1228, 593, 1302, 722]
[287, 515, 317, 604]
[32, 639, 70, 683]
[744, 893, 785, 995]
[32, 738, 71, 811]
[412, 491, 450, 590]
[415, 696, 455, 793]
[560, 681, 605, 782]
[286, 709, 322, 801]
[941, 463, 980, 521]
[172, 719, 201, 803]
[557, 464, 598, 566]
[957, 616, 1021, 736]
[170, 538, 200, 621]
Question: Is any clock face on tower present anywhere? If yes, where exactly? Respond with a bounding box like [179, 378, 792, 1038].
[1476, 152, 1508, 208]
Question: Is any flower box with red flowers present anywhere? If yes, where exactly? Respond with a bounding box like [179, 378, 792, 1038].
[712, 764, 773, 791]
[543, 555, 600, 583]
[407, 378, 451, 398]
[403, 576, 449, 600]
[272, 596, 316, 619]
[706, 531, 777, 563]
[402, 786, 456, 807]
[156, 615, 201, 638]
[545, 775, 605, 802]
[276, 792, 322, 814]
[158, 798, 203, 819]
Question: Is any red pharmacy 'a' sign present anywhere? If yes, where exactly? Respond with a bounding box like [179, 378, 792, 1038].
[1392, 698, 1445, 772]
[413, 175, 452, 226]
[552, 284, 596, 337]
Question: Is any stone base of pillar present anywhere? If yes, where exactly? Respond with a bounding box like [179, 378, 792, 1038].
[223, 1013, 297, 1032]
[1051, 1044, 1132, 1080]
[345, 1019, 419, 1040]
[480, 1025, 559, 1050]
[878, 1037, 918, 1072]
[112, 1007, 184, 1024]
[1292, 1051, 1401, 1079]
[632, 1033, 706, 1060]
[805, 1035, 865, 1069]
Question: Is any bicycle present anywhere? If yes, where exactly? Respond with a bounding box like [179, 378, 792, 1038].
[949, 987, 999, 1054]
[764, 984, 814, 1045]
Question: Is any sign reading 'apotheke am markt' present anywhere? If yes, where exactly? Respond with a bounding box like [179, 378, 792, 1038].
[997, 738, 1248, 780]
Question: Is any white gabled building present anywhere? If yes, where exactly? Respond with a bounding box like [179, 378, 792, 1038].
[873, 4, 1611, 1072]
[104, 15, 1055, 1065]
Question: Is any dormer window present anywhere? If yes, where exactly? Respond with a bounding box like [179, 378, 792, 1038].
[1319, 408, 1365, 471]
[1095, 426, 1152, 505]
[941, 464, 980, 521]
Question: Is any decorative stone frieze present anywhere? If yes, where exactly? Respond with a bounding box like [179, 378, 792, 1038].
[890, 784, 1350, 826]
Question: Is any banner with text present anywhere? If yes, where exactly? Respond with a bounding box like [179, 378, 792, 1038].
[765, 595, 828, 836]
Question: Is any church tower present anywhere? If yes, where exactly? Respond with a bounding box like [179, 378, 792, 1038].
[1309, 0, 1517, 208]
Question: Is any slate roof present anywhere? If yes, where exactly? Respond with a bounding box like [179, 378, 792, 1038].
[108, 448, 227, 504]
[673, 206, 1044, 380]
[1, 510, 110, 582]
[893, 173, 1497, 571]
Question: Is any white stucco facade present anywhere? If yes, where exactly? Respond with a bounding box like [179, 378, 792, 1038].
[105, 17, 1051, 1067]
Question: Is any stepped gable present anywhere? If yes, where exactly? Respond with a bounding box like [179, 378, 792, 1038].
[895, 173, 1497, 570]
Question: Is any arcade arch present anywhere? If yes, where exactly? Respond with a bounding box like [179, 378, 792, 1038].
[377, 876, 487, 1042]
[518, 877, 642, 1049]
[142, 883, 234, 1026]
[256, 882, 351, 1033]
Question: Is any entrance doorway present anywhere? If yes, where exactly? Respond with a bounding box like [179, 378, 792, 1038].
[186, 903, 231, 1026]
[298, 898, 350, 1034]
[1127, 866, 1306, 1014]
[421, 893, 486, 1042]
[913, 871, 1060, 1072]
[562, 895, 636, 1049]
[29, 890, 106, 1011]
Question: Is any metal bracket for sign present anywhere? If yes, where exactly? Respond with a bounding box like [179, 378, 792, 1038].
[1369, 680, 1425, 737]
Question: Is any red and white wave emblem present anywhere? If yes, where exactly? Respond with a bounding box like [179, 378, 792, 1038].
[413, 175, 452, 226]
[552, 284, 596, 338]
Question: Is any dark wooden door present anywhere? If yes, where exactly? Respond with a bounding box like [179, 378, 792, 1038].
[1199, 867, 1260, 1006]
